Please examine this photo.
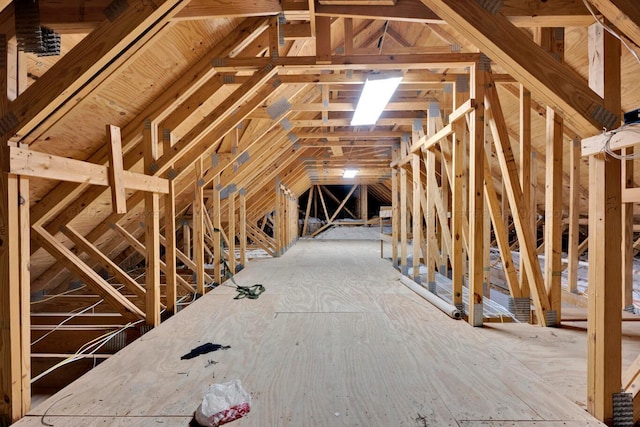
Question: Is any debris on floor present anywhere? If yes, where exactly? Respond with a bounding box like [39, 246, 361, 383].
[181, 343, 231, 360]
[194, 379, 251, 427]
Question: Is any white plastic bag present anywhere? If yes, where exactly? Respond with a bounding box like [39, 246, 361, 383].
[195, 379, 251, 427]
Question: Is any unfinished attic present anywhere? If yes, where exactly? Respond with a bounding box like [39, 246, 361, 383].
[2, 0, 640, 425]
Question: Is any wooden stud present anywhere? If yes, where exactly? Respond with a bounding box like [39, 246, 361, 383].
[425, 150, 437, 285]
[0, 168, 21, 423]
[212, 174, 222, 285]
[622, 147, 634, 310]
[165, 177, 177, 314]
[468, 65, 486, 327]
[544, 106, 563, 323]
[316, 16, 332, 64]
[344, 18, 353, 55]
[567, 140, 581, 294]
[194, 158, 205, 293]
[239, 189, 247, 267]
[361, 184, 368, 222]
[400, 167, 408, 275]
[17, 173, 29, 416]
[392, 148, 400, 268]
[143, 121, 160, 326]
[107, 125, 127, 214]
[519, 85, 532, 299]
[183, 222, 191, 260]
[451, 122, 465, 307]
[412, 152, 422, 283]
[228, 190, 236, 274]
[586, 21, 622, 424]
[302, 186, 314, 236]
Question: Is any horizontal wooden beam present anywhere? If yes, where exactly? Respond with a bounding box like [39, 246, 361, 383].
[297, 140, 396, 147]
[211, 54, 480, 71]
[581, 127, 640, 156]
[9, 147, 169, 193]
[317, 0, 594, 26]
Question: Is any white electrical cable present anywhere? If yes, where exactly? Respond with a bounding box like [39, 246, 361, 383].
[31, 319, 143, 384]
[31, 298, 105, 347]
[599, 124, 640, 160]
[582, 0, 640, 65]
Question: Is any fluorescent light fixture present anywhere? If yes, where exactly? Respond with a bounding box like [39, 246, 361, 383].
[343, 169, 358, 178]
[351, 74, 402, 126]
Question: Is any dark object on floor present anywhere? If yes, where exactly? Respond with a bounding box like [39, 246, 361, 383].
[181, 343, 231, 360]
[234, 284, 265, 300]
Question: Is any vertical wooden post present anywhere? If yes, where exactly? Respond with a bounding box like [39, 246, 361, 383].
[400, 167, 408, 275]
[587, 22, 622, 424]
[0, 166, 21, 424]
[182, 222, 191, 260]
[412, 153, 422, 283]
[143, 121, 160, 326]
[622, 148, 634, 311]
[18, 173, 29, 415]
[483, 179, 491, 298]
[361, 184, 368, 222]
[425, 150, 437, 289]
[519, 85, 532, 303]
[275, 177, 282, 256]
[567, 140, 581, 294]
[1, 34, 30, 422]
[316, 16, 331, 63]
[452, 122, 465, 309]
[468, 64, 486, 327]
[239, 189, 247, 267]
[440, 150, 450, 276]
[302, 186, 313, 236]
[194, 158, 205, 294]
[392, 146, 400, 268]
[165, 176, 177, 314]
[228, 191, 236, 274]
[344, 18, 353, 55]
[212, 175, 222, 285]
[544, 106, 563, 325]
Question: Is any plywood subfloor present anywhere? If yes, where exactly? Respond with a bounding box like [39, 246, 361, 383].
[17, 240, 603, 426]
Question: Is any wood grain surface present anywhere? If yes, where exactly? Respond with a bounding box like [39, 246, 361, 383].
[16, 241, 605, 426]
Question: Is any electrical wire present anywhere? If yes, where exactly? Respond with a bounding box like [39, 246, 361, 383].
[31, 298, 105, 347]
[582, 0, 640, 65]
[31, 319, 143, 384]
[30, 284, 87, 305]
[599, 123, 640, 160]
